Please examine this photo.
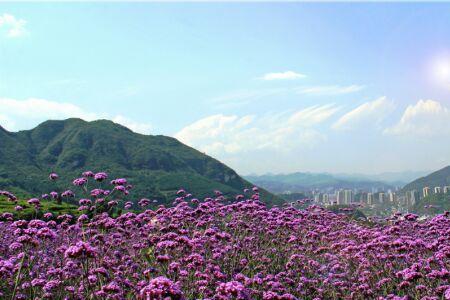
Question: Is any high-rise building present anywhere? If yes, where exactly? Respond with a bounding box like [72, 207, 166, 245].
[329, 194, 338, 205]
[357, 192, 367, 203]
[344, 190, 354, 204]
[314, 193, 324, 203]
[434, 186, 442, 194]
[414, 190, 420, 203]
[323, 194, 329, 204]
[379, 192, 385, 203]
[336, 190, 345, 205]
[423, 187, 430, 198]
[367, 193, 373, 205]
[388, 192, 396, 202]
[406, 190, 420, 206]
[444, 186, 450, 194]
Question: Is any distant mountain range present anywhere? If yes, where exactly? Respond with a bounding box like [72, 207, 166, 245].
[402, 166, 450, 192]
[334, 170, 430, 187]
[245, 172, 397, 193]
[0, 119, 282, 206]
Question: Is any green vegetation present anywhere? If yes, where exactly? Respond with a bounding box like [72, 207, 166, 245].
[0, 196, 79, 220]
[401, 166, 450, 215]
[278, 192, 307, 201]
[412, 193, 450, 215]
[327, 204, 367, 220]
[0, 119, 283, 206]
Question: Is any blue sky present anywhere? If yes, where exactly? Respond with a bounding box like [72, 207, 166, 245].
[1, 3, 450, 175]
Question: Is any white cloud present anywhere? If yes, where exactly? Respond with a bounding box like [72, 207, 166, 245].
[112, 115, 152, 135]
[0, 14, 27, 38]
[0, 97, 152, 135]
[259, 71, 306, 81]
[175, 104, 338, 157]
[289, 104, 340, 126]
[296, 85, 365, 96]
[332, 96, 394, 130]
[0, 98, 98, 123]
[384, 99, 450, 137]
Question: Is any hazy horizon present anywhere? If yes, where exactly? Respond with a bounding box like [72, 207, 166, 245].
[1, 3, 450, 175]
[242, 169, 431, 177]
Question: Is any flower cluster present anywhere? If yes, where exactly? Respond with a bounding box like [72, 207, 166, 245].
[0, 190, 17, 201]
[0, 171, 449, 299]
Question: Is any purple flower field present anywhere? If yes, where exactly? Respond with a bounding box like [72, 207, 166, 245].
[0, 172, 449, 299]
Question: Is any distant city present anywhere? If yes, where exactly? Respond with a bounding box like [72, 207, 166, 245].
[290, 184, 450, 215]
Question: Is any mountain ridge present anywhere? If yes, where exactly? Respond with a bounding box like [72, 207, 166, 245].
[245, 170, 429, 188]
[0, 118, 283, 206]
[402, 165, 450, 192]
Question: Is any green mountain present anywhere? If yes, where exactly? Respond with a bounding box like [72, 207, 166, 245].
[0, 119, 282, 206]
[402, 166, 450, 192]
[245, 172, 393, 193]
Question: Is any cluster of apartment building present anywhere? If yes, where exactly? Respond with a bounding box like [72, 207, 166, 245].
[312, 189, 398, 206]
[422, 186, 450, 197]
[309, 184, 450, 213]
[403, 185, 450, 206]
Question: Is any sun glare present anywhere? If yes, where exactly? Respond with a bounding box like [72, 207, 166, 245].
[431, 56, 450, 86]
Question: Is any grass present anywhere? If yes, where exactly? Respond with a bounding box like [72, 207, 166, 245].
[0, 197, 80, 220]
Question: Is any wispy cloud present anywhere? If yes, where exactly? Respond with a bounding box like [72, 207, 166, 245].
[384, 99, 450, 137]
[296, 85, 365, 96]
[289, 104, 340, 126]
[259, 71, 306, 81]
[332, 96, 394, 131]
[0, 14, 27, 38]
[210, 84, 364, 109]
[0, 97, 152, 134]
[210, 88, 289, 109]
